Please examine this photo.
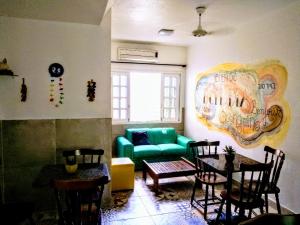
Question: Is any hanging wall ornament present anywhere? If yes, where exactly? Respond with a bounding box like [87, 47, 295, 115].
[48, 63, 64, 107]
[87, 79, 96, 101]
[20, 78, 27, 102]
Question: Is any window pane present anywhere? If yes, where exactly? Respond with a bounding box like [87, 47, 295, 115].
[171, 88, 176, 97]
[113, 87, 119, 97]
[113, 110, 119, 119]
[121, 87, 127, 97]
[112, 76, 119, 85]
[120, 110, 127, 119]
[164, 88, 169, 97]
[172, 77, 177, 87]
[164, 109, 169, 118]
[120, 75, 127, 86]
[164, 99, 169, 107]
[113, 98, 119, 108]
[170, 99, 175, 107]
[164, 77, 170, 86]
[120, 98, 127, 108]
[171, 109, 175, 118]
[130, 72, 161, 121]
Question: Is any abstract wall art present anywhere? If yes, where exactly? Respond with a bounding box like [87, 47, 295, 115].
[195, 60, 290, 147]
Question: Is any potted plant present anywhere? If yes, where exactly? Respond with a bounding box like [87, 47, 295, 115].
[223, 145, 236, 162]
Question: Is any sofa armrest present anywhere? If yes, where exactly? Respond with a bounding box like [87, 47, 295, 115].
[116, 136, 134, 159]
[177, 134, 193, 147]
[177, 134, 194, 160]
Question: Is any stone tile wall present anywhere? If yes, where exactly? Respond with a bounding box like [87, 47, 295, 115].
[0, 118, 112, 210]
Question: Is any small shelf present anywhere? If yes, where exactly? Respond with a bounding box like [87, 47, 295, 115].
[0, 74, 19, 77]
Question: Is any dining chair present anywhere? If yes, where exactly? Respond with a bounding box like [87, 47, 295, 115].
[215, 161, 273, 224]
[63, 148, 104, 165]
[190, 141, 227, 220]
[263, 146, 285, 214]
[62, 148, 105, 224]
[52, 178, 104, 225]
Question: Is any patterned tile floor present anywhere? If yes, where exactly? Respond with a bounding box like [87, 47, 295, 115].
[34, 171, 278, 225]
[102, 172, 213, 225]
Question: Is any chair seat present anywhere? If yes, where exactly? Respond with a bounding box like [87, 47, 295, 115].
[265, 184, 280, 194]
[196, 172, 227, 185]
[220, 189, 264, 209]
[244, 180, 280, 194]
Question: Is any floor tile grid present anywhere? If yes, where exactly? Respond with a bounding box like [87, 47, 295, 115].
[102, 172, 209, 225]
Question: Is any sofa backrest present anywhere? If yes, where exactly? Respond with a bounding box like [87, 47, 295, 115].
[125, 127, 177, 145]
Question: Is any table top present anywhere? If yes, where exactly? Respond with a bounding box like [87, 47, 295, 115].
[199, 153, 260, 174]
[143, 158, 195, 176]
[33, 163, 110, 188]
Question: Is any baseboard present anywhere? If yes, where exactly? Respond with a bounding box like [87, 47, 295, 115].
[268, 198, 294, 214]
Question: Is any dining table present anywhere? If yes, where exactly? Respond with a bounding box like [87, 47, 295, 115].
[199, 153, 260, 225]
[33, 163, 110, 188]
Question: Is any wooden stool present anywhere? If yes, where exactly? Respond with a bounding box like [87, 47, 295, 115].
[111, 158, 135, 191]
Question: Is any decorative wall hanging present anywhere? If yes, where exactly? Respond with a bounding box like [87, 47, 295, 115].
[0, 58, 18, 77]
[87, 79, 96, 101]
[20, 78, 27, 102]
[48, 63, 64, 107]
[194, 60, 290, 148]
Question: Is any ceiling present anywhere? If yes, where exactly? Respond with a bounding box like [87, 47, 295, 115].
[111, 0, 298, 46]
[0, 0, 109, 25]
[0, 0, 297, 46]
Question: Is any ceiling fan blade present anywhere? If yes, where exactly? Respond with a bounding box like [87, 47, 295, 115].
[208, 27, 234, 36]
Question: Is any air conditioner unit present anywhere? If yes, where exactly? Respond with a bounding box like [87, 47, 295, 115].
[117, 48, 158, 63]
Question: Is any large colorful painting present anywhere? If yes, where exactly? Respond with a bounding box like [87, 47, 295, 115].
[195, 60, 290, 147]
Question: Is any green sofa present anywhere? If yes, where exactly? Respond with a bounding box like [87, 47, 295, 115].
[116, 127, 194, 170]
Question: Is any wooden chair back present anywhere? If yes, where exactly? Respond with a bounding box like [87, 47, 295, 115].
[239, 161, 273, 207]
[52, 178, 103, 225]
[264, 146, 285, 189]
[63, 148, 104, 165]
[190, 140, 220, 178]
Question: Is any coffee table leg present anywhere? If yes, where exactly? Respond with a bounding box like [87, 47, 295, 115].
[153, 177, 159, 192]
[143, 168, 147, 181]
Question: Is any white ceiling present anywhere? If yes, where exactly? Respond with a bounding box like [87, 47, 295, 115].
[111, 0, 298, 46]
[0, 0, 297, 46]
[0, 0, 109, 25]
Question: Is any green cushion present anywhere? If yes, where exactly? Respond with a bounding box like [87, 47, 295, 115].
[134, 145, 161, 158]
[158, 144, 186, 156]
[149, 128, 177, 144]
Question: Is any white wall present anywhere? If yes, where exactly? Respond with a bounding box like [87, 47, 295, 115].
[185, 2, 300, 212]
[0, 10, 111, 120]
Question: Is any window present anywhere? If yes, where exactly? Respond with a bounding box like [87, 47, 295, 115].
[162, 73, 180, 121]
[112, 70, 181, 123]
[112, 71, 129, 121]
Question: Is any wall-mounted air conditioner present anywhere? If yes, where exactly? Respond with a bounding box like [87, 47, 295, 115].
[117, 48, 158, 63]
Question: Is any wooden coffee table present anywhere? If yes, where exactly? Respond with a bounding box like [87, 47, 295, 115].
[142, 157, 195, 191]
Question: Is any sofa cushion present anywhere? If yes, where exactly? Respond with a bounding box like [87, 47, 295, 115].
[158, 144, 186, 156]
[132, 131, 150, 146]
[150, 128, 177, 145]
[126, 128, 154, 144]
[134, 145, 161, 158]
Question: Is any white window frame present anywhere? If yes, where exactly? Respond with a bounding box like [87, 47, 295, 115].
[112, 71, 130, 122]
[161, 73, 181, 122]
[111, 65, 183, 124]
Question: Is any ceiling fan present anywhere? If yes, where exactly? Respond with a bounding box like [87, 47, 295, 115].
[191, 6, 234, 37]
[192, 6, 209, 37]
